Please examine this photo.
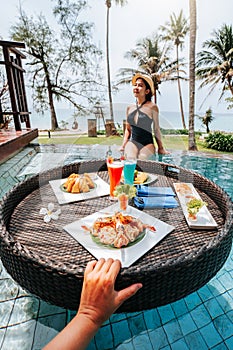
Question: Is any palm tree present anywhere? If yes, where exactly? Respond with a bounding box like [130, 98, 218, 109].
[196, 24, 233, 101]
[105, 0, 127, 123]
[117, 34, 178, 103]
[188, 0, 198, 151]
[198, 107, 214, 133]
[160, 10, 189, 129]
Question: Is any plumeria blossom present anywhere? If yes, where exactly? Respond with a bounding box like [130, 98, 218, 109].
[39, 202, 61, 223]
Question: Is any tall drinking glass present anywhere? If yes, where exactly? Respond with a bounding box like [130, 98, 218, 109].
[123, 158, 137, 185]
[107, 158, 124, 200]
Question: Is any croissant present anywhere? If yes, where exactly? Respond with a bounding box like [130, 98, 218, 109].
[84, 173, 95, 188]
[71, 178, 80, 193]
[64, 173, 95, 193]
[78, 178, 90, 193]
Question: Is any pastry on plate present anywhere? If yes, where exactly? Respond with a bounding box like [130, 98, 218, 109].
[134, 171, 148, 184]
[63, 173, 95, 193]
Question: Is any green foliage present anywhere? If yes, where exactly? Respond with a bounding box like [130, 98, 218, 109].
[196, 24, 233, 103]
[225, 96, 233, 110]
[205, 132, 233, 152]
[160, 128, 202, 136]
[10, 0, 103, 129]
[160, 128, 188, 135]
[60, 120, 69, 129]
[116, 33, 179, 99]
[197, 107, 214, 133]
[113, 184, 137, 199]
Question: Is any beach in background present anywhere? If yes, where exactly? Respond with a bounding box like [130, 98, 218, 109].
[29, 103, 233, 133]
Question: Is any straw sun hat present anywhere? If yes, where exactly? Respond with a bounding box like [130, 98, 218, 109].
[132, 73, 155, 96]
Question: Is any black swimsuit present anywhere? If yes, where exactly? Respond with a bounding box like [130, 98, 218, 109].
[127, 101, 153, 150]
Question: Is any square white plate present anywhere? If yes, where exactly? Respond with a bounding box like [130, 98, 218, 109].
[49, 175, 110, 205]
[173, 183, 218, 229]
[63, 204, 175, 267]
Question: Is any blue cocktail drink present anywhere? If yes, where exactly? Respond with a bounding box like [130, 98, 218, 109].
[123, 159, 137, 185]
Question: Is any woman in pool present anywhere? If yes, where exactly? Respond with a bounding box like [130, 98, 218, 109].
[120, 73, 169, 159]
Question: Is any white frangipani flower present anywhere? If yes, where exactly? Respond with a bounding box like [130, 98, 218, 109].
[39, 202, 61, 223]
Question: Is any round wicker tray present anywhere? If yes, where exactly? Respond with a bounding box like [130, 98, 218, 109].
[0, 160, 232, 312]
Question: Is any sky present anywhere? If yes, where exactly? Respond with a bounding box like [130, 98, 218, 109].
[1, 0, 233, 117]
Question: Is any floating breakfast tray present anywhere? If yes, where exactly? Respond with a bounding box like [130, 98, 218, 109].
[173, 183, 218, 230]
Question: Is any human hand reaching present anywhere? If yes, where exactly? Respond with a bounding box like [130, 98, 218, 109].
[77, 258, 143, 326]
[43, 258, 142, 350]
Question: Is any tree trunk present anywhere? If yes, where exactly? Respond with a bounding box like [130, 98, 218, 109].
[227, 77, 233, 95]
[188, 0, 198, 151]
[106, 6, 114, 123]
[44, 65, 59, 130]
[176, 44, 186, 129]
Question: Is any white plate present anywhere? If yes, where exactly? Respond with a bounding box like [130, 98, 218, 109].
[49, 174, 110, 205]
[173, 183, 218, 229]
[63, 204, 174, 267]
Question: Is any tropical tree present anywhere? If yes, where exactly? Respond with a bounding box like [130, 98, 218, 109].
[159, 10, 189, 129]
[105, 0, 127, 123]
[117, 34, 179, 103]
[10, 0, 102, 130]
[197, 107, 214, 133]
[188, 0, 197, 150]
[196, 24, 233, 101]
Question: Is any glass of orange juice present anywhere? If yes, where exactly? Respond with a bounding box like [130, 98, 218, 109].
[106, 157, 124, 200]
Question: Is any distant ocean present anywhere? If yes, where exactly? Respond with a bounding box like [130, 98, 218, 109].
[30, 104, 233, 133]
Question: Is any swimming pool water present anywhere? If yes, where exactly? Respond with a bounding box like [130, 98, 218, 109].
[156, 153, 233, 200]
[0, 146, 232, 349]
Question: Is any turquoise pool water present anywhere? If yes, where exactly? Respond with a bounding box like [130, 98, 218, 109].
[0, 146, 232, 349]
[156, 152, 233, 200]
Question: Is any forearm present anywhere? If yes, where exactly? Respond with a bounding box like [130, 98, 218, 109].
[121, 129, 130, 149]
[154, 129, 164, 149]
[43, 313, 100, 350]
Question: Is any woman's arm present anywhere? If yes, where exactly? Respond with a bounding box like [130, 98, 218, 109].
[152, 105, 169, 154]
[120, 106, 131, 152]
[43, 259, 142, 350]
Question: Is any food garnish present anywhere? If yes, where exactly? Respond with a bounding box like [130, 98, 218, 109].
[107, 156, 114, 164]
[114, 184, 136, 211]
[186, 198, 207, 220]
[113, 184, 137, 199]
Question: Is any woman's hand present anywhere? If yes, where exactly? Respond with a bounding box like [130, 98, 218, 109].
[77, 258, 143, 326]
[158, 147, 170, 155]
